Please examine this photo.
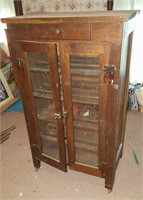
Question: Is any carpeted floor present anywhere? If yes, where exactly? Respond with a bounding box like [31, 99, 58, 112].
[0, 111, 143, 200]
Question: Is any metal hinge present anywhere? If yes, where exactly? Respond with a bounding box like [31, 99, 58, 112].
[103, 65, 116, 85]
[63, 110, 68, 118]
[54, 112, 62, 119]
[99, 162, 111, 170]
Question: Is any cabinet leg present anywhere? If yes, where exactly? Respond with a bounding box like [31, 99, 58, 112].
[120, 149, 123, 158]
[35, 167, 40, 172]
[105, 179, 114, 191]
[33, 158, 41, 170]
[105, 184, 113, 192]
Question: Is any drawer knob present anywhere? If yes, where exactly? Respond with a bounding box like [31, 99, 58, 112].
[54, 29, 60, 35]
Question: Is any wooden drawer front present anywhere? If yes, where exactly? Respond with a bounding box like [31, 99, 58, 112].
[6, 28, 32, 40]
[91, 23, 122, 42]
[31, 24, 90, 40]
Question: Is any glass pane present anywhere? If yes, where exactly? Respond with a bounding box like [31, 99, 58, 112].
[70, 55, 99, 167]
[27, 52, 59, 160]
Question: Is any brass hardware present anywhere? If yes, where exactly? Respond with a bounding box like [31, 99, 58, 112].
[99, 162, 110, 169]
[54, 29, 60, 35]
[103, 65, 116, 85]
[63, 110, 67, 118]
[54, 112, 62, 119]
[15, 58, 25, 68]
[103, 65, 116, 74]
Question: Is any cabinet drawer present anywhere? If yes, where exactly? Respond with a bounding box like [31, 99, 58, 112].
[32, 24, 90, 40]
[91, 23, 122, 42]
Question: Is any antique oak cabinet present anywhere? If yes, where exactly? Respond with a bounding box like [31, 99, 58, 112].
[2, 11, 138, 190]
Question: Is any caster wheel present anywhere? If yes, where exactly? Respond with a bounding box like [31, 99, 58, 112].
[35, 167, 39, 172]
[107, 188, 112, 193]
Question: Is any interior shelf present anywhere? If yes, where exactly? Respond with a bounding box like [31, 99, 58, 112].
[71, 69, 99, 76]
[73, 120, 98, 131]
[72, 97, 99, 105]
[29, 68, 50, 73]
[75, 141, 98, 153]
[33, 91, 53, 99]
[74, 128, 98, 145]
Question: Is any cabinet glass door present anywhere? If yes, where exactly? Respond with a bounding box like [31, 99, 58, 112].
[28, 52, 60, 160]
[60, 42, 110, 176]
[70, 55, 99, 167]
[14, 41, 66, 171]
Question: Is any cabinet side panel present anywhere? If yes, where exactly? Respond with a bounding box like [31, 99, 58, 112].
[105, 23, 134, 189]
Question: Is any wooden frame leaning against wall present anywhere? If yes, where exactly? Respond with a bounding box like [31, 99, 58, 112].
[0, 70, 14, 111]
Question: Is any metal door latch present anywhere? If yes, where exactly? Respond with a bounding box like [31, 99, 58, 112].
[54, 112, 61, 119]
[103, 65, 116, 74]
[63, 110, 67, 118]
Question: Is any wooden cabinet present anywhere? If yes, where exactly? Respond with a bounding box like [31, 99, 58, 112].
[2, 11, 138, 190]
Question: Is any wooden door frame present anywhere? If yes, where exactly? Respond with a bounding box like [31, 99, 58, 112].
[13, 0, 23, 16]
[107, 0, 114, 10]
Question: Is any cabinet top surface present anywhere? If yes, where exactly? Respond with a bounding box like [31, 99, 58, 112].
[1, 10, 139, 24]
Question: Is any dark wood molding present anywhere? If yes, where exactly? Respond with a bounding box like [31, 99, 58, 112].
[107, 0, 114, 10]
[14, 0, 23, 16]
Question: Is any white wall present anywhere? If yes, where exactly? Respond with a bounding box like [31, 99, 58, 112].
[0, 0, 15, 54]
[130, 0, 143, 83]
[0, 0, 15, 18]
[113, 0, 135, 10]
[113, 0, 143, 84]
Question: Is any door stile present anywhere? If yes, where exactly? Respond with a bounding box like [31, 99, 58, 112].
[103, 43, 120, 190]
[98, 43, 111, 178]
[47, 44, 67, 171]
[59, 45, 75, 165]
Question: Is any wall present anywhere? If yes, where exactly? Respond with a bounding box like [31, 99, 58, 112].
[130, 0, 143, 83]
[113, 0, 134, 10]
[22, 0, 107, 14]
[0, 0, 16, 55]
[0, 0, 15, 18]
[114, 0, 143, 83]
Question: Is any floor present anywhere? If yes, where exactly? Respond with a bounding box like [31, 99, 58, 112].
[0, 111, 143, 200]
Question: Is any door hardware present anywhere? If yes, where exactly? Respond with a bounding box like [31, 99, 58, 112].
[15, 58, 25, 68]
[103, 65, 116, 74]
[54, 112, 62, 119]
[103, 65, 116, 85]
[63, 111, 68, 118]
